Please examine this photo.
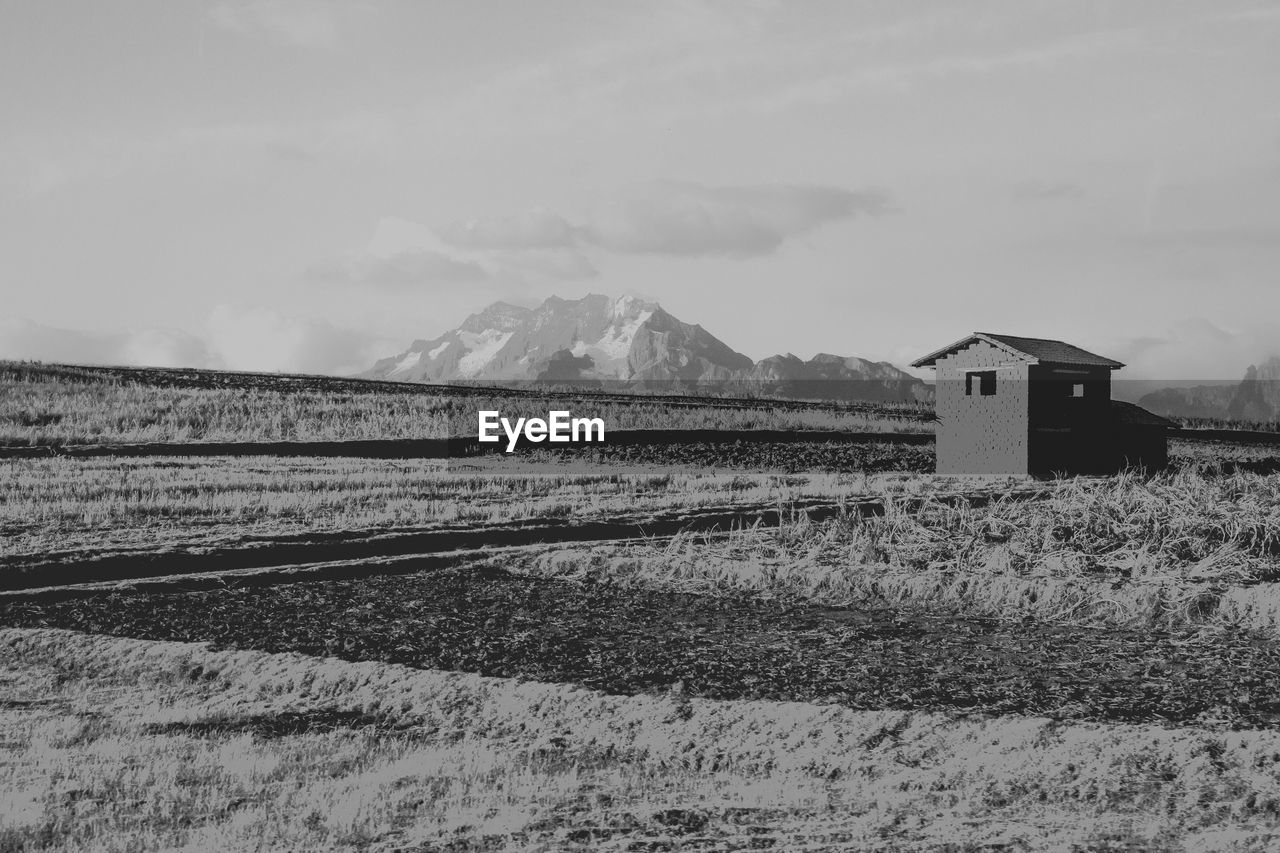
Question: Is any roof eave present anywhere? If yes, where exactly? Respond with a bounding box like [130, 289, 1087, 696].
[973, 333, 1035, 363]
[911, 332, 1126, 370]
[1036, 360, 1126, 370]
[909, 333, 984, 368]
[978, 332, 1125, 369]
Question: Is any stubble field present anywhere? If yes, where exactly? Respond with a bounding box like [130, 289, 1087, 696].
[0, 362, 930, 446]
[5, 362, 1280, 850]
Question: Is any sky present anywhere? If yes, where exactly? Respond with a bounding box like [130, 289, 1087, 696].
[1, 0, 1278, 380]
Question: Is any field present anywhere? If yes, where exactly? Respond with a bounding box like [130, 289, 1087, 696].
[6, 364, 1280, 850]
[0, 456, 969, 559]
[0, 363, 930, 446]
[12, 629, 1280, 852]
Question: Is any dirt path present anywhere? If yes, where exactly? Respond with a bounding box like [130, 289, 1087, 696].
[4, 563, 1280, 728]
[0, 489, 1045, 592]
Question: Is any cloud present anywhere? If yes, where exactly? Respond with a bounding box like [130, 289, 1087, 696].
[263, 140, 317, 163]
[116, 328, 215, 368]
[1012, 181, 1085, 202]
[208, 0, 344, 48]
[364, 216, 437, 259]
[1104, 318, 1280, 381]
[0, 310, 392, 377]
[436, 210, 579, 250]
[306, 250, 489, 289]
[490, 249, 598, 281]
[0, 319, 213, 368]
[205, 305, 385, 375]
[0, 114, 403, 201]
[435, 182, 891, 259]
[319, 183, 880, 295]
[310, 214, 604, 290]
[1127, 228, 1280, 251]
[583, 183, 890, 257]
[306, 215, 495, 289]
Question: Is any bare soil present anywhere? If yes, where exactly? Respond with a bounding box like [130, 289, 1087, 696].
[522, 438, 936, 472]
[6, 564, 1280, 728]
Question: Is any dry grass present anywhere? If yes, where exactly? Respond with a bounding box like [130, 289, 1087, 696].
[1173, 439, 1280, 473]
[3, 628, 1280, 851]
[7, 452, 1278, 633]
[0, 374, 459, 444]
[0, 457, 980, 559]
[0, 367, 928, 446]
[525, 544, 1280, 635]
[512, 468, 1280, 633]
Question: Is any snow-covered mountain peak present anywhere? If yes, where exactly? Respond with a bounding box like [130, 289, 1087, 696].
[459, 301, 531, 334]
[363, 293, 928, 403]
[611, 293, 656, 319]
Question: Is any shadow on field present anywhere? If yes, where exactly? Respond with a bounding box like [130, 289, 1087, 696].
[142, 709, 412, 738]
[8, 564, 1280, 728]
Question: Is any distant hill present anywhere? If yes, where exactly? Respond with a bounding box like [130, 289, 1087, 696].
[740, 352, 929, 404]
[363, 294, 930, 404]
[1138, 357, 1280, 424]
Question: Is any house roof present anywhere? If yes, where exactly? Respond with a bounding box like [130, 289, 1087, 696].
[911, 332, 1125, 369]
[1110, 400, 1177, 429]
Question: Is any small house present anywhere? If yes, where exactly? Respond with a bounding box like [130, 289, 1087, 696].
[911, 332, 1174, 476]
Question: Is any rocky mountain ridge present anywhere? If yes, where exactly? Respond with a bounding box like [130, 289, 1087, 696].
[1138, 356, 1280, 424]
[364, 294, 929, 403]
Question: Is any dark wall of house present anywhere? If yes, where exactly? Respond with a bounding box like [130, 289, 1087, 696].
[1116, 427, 1170, 472]
[1030, 425, 1169, 476]
[1028, 365, 1112, 425]
[1026, 365, 1115, 475]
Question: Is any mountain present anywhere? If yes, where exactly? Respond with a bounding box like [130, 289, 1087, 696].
[365, 294, 751, 384]
[1228, 359, 1280, 422]
[363, 294, 929, 402]
[742, 352, 929, 403]
[1138, 357, 1280, 424]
